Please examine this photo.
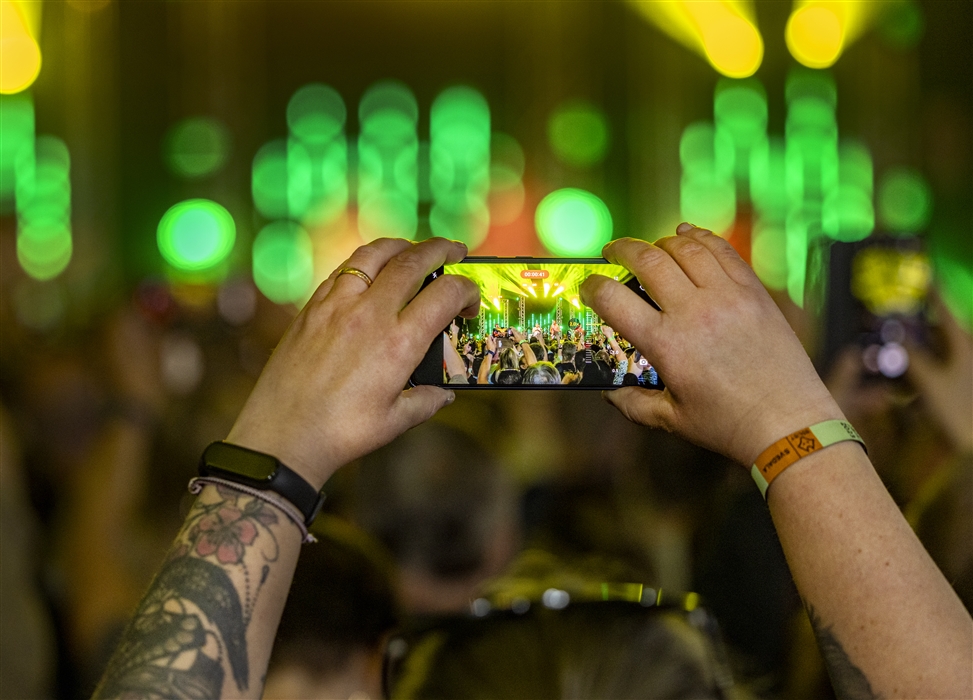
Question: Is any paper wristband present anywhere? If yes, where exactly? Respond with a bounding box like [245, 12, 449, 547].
[751, 419, 866, 499]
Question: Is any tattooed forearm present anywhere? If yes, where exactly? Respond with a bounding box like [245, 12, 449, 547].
[94, 486, 289, 699]
[805, 602, 882, 700]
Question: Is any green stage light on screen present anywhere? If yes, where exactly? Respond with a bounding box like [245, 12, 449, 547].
[287, 84, 346, 145]
[252, 220, 314, 305]
[252, 140, 288, 220]
[164, 117, 230, 179]
[547, 101, 610, 168]
[878, 0, 924, 49]
[878, 167, 931, 233]
[680, 172, 736, 234]
[157, 199, 235, 271]
[680, 121, 734, 178]
[430, 86, 490, 249]
[535, 188, 612, 256]
[17, 222, 72, 281]
[358, 81, 419, 241]
[1, 93, 34, 206]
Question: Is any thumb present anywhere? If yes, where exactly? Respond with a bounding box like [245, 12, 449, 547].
[394, 385, 456, 432]
[603, 386, 675, 431]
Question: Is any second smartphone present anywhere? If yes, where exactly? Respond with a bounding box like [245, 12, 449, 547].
[411, 258, 663, 389]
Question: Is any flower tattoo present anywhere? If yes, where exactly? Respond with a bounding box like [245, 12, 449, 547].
[187, 498, 279, 565]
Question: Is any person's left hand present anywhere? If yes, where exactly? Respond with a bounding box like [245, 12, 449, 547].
[226, 238, 479, 490]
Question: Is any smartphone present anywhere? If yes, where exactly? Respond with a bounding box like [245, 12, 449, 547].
[411, 258, 663, 389]
[826, 235, 931, 379]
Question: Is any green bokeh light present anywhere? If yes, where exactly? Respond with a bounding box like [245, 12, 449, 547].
[491, 132, 525, 181]
[878, 0, 924, 49]
[164, 117, 230, 179]
[0, 93, 33, 207]
[547, 101, 610, 168]
[680, 122, 734, 179]
[535, 188, 612, 256]
[287, 84, 346, 145]
[358, 81, 419, 241]
[786, 68, 837, 108]
[822, 184, 874, 242]
[17, 222, 72, 281]
[714, 79, 767, 152]
[750, 137, 787, 220]
[751, 221, 787, 291]
[429, 86, 491, 249]
[680, 172, 736, 234]
[839, 141, 873, 195]
[252, 221, 314, 305]
[252, 140, 288, 220]
[878, 167, 931, 233]
[157, 199, 236, 271]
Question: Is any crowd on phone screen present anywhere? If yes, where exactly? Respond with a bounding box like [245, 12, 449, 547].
[446, 322, 660, 387]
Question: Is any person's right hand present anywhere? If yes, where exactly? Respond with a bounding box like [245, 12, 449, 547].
[581, 224, 845, 466]
[484, 335, 497, 354]
[226, 238, 479, 490]
[510, 328, 526, 344]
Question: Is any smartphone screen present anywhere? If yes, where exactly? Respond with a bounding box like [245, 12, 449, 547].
[411, 258, 663, 389]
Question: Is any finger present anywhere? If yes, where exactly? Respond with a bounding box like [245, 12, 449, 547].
[400, 273, 481, 348]
[675, 223, 760, 287]
[653, 234, 729, 288]
[602, 238, 696, 310]
[319, 238, 416, 301]
[602, 386, 676, 432]
[370, 238, 468, 310]
[393, 385, 456, 432]
[580, 274, 662, 355]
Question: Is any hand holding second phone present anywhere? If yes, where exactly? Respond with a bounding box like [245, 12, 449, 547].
[582, 224, 844, 466]
[226, 238, 480, 490]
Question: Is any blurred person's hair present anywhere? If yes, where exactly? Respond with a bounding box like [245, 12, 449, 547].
[498, 348, 519, 371]
[580, 359, 612, 386]
[529, 343, 546, 363]
[561, 343, 577, 362]
[523, 362, 560, 385]
[388, 551, 728, 699]
[496, 369, 523, 385]
[353, 423, 515, 579]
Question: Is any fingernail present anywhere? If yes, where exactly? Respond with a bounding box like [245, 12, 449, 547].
[444, 390, 456, 405]
[676, 222, 696, 234]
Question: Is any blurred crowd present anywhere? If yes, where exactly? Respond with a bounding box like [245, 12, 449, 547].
[0, 272, 969, 699]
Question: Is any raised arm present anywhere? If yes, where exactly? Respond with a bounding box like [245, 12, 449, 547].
[601, 324, 623, 357]
[510, 328, 538, 366]
[581, 224, 972, 700]
[477, 335, 497, 385]
[443, 331, 469, 384]
[93, 238, 479, 699]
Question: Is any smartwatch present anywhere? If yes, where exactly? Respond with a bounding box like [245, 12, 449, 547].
[199, 441, 325, 527]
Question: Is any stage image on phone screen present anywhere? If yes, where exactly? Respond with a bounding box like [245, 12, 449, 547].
[413, 260, 664, 389]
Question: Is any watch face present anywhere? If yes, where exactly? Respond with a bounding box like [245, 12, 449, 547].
[202, 442, 277, 483]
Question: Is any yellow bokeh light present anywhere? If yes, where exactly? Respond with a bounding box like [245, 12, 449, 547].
[628, 0, 764, 79]
[0, 0, 41, 94]
[700, 13, 764, 78]
[786, 5, 844, 69]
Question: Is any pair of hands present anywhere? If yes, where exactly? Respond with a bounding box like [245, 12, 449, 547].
[227, 226, 844, 490]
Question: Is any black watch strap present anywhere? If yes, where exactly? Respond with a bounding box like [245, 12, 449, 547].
[199, 441, 325, 527]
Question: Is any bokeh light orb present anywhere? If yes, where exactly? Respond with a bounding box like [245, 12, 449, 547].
[157, 199, 236, 271]
[702, 14, 763, 79]
[287, 84, 346, 145]
[786, 6, 844, 69]
[878, 167, 932, 233]
[535, 188, 613, 256]
[252, 221, 314, 305]
[164, 117, 231, 179]
[0, 1, 41, 94]
[547, 102, 610, 168]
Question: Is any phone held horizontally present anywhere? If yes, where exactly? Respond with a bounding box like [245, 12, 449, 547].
[411, 257, 663, 390]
